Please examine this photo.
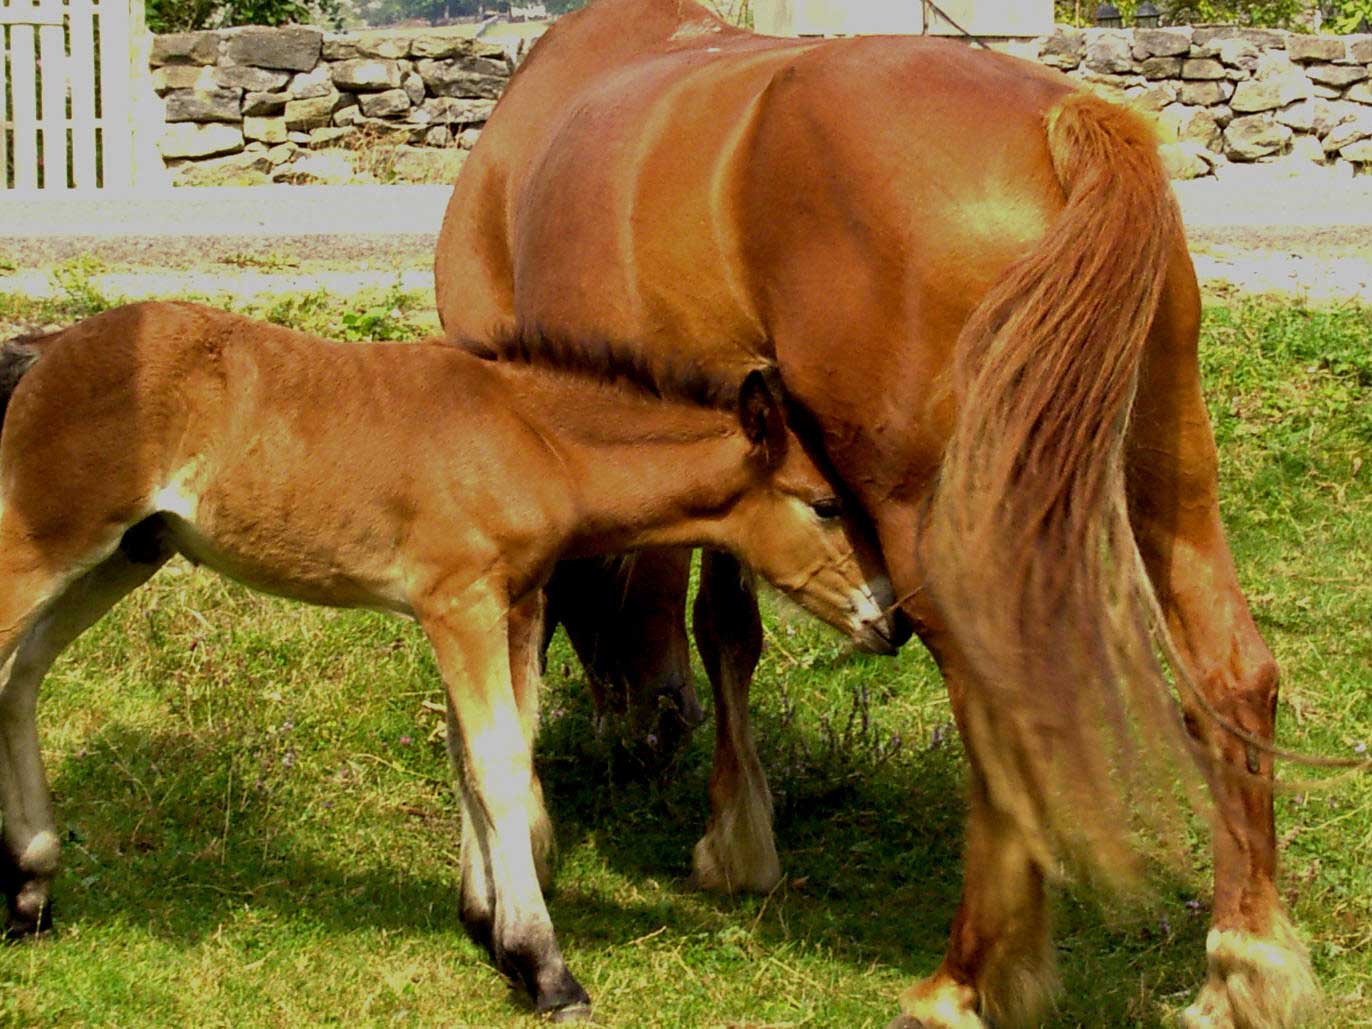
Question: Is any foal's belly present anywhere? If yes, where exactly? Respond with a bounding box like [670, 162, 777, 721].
[160, 509, 415, 616]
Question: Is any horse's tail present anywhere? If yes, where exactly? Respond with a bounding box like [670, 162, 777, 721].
[923, 92, 1196, 881]
[0, 338, 44, 432]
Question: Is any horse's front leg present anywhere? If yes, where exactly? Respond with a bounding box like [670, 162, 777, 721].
[418, 580, 589, 1019]
[450, 589, 555, 939]
[689, 549, 780, 894]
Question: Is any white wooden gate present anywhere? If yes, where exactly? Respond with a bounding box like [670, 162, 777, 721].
[1, 0, 133, 190]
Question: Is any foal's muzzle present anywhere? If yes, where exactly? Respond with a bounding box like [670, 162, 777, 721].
[852, 576, 909, 656]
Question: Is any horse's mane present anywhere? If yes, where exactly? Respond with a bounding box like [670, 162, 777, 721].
[456, 330, 743, 412]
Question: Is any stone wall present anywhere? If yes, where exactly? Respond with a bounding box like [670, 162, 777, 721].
[150, 25, 513, 184]
[1033, 26, 1372, 178]
[150, 23, 1372, 184]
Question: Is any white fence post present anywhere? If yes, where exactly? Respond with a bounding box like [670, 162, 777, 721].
[1, 0, 144, 191]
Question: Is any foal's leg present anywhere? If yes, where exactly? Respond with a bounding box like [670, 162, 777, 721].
[508, 591, 555, 891]
[1129, 323, 1316, 1029]
[0, 534, 170, 935]
[451, 590, 555, 948]
[689, 549, 780, 894]
[420, 582, 588, 1018]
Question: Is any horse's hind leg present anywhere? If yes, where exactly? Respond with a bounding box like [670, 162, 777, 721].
[689, 549, 780, 894]
[1129, 325, 1316, 1028]
[0, 523, 170, 936]
[889, 628, 1056, 1029]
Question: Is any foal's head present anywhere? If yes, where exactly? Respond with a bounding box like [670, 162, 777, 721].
[726, 370, 899, 654]
[467, 332, 900, 655]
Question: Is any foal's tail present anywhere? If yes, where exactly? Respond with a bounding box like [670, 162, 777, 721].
[0, 338, 44, 431]
[923, 92, 1195, 881]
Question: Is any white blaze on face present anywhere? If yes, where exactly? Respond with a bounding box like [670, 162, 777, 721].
[848, 574, 892, 639]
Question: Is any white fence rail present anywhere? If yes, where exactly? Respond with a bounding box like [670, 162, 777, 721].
[1, 0, 133, 191]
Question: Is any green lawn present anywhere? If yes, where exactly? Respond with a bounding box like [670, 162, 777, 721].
[0, 281, 1367, 1026]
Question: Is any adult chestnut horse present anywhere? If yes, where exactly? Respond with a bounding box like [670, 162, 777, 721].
[433, 2, 1313, 1026]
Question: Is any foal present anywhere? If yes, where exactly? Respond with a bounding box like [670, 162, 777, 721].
[0, 301, 896, 1018]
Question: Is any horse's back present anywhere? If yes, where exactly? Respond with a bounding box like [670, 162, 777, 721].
[434, 2, 1196, 506]
[436, 15, 1077, 360]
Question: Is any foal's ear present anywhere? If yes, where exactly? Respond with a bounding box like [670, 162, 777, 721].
[738, 367, 786, 459]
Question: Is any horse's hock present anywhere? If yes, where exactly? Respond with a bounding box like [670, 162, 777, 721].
[144, 19, 1372, 186]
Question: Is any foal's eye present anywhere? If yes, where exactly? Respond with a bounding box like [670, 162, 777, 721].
[811, 497, 844, 520]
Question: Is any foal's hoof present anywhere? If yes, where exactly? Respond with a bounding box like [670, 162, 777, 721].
[543, 1000, 592, 1023]
[4, 895, 52, 941]
[532, 970, 591, 1022]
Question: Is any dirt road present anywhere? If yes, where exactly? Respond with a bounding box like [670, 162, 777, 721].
[2, 171, 1370, 308]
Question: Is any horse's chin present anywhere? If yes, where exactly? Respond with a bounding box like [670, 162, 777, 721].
[855, 621, 902, 657]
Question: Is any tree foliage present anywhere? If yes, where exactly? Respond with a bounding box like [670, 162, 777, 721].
[1055, 0, 1312, 27]
[147, 0, 342, 31]
[1325, 0, 1372, 31]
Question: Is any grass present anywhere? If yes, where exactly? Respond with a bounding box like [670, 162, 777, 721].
[0, 286, 1367, 1026]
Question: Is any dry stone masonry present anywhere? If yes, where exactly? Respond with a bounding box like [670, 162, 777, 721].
[150, 23, 1372, 183]
[151, 25, 511, 184]
[1035, 26, 1372, 178]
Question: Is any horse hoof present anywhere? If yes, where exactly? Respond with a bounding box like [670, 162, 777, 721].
[1180, 919, 1320, 1029]
[4, 897, 52, 941]
[532, 968, 591, 1021]
[544, 1001, 592, 1023]
[885, 1017, 927, 1029]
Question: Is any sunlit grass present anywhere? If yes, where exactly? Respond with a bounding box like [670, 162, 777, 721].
[0, 290, 1366, 1025]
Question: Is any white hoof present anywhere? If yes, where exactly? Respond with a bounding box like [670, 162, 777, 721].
[1180, 916, 1320, 1029]
[690, 826, 781, 895]
[896, 978, 987, 1029]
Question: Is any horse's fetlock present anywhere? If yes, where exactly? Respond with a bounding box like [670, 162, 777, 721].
[459, 893, 493, 943]
[19, 830, 60, 877]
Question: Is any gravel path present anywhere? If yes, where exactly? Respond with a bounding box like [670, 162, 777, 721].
[2, 171, 1370, 306]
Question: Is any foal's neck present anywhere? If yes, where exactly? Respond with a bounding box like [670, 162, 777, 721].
[487, 363, 754, 555]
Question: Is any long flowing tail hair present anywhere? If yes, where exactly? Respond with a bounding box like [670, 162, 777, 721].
[924, 92, 1198, 881]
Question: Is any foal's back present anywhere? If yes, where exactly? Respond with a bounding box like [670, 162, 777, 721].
[0, 302, 562, 609]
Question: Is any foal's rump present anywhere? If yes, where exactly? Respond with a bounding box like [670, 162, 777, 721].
[0, 303, 471, 607]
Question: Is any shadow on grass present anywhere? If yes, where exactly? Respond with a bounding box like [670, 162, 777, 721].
[41, 687, 1210, 1027]
[45, 725, 460, 944]
[42, 692, 964, 961]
